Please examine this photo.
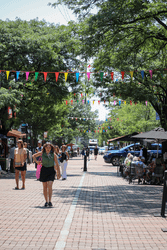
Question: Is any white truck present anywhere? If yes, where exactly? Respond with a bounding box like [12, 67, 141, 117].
[88, 139, 98, 153]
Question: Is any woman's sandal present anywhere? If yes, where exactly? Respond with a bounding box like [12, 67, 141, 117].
[15, 187, 19, 190]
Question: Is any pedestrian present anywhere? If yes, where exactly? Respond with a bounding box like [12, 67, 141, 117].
[14, 140, 27, 190]
[142, 145, 148, 164]
[23, 142, 31, 169]
[94, 146, 99, 160]
[9, 144, 16, 173]
[32, 142, 61, 207]
[59, 144, 69, 180]
[86, 146, 90, 161]
[35, 140, 43, 169]
[81, 148, 85, 159]
[55, 145, 61, 165]
[139, 146, 143, 157]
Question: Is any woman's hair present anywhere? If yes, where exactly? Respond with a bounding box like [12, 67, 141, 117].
[42, 142, 55, 153]
[54, 145, 60, 153]
[17, 140, 23, 148]
[61, 144, 67, 150]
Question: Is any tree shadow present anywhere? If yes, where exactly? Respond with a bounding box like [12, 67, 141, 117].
[52, 172, 163, 217]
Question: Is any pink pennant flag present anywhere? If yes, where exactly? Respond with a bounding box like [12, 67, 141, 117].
[149, 70, 153, 79]
[43, 72, 47, 82]
[82, 100, 84, 104]
[145, 101, 147, 106]
[55, 72, 59, 82]
[87, 72, 90, 81]
[26, 72, 29, 81]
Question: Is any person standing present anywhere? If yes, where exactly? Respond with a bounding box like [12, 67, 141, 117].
[32, 142, 61, 207]
[94, 146, 99, 160]
[14, 140, 27, 189]
[35, 140, 43, 168]
[9, 144, 15, 173]
[139, 146, 143, 157]
[86, 146, 90, 161]
[59, 145, 69, 180]
[23, 142, 30, 175]
[142, 145, 148, 164]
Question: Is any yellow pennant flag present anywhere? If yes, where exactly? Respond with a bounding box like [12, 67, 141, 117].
[93, 100, 95, 105]
[124, 101, 126, 105]
[130, 71, 133, 79]
[6, 71, 10, 80]
[64, 73, 68, 82]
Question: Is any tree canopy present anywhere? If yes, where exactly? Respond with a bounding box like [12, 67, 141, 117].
[50, 0, 167, 130]
[0, 19, 82, 136]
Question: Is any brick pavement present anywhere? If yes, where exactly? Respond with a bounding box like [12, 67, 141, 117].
[0, 155, 167, 250]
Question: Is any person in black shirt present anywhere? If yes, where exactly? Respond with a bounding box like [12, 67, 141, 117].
[94, 146, 99, 160]
[142, 145, 148, 164]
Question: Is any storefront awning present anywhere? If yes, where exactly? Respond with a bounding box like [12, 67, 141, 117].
[108, 132, 140, 142]
[7, 129, 26, 138]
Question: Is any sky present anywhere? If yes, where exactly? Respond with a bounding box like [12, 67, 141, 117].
[0, 0, 109, 120]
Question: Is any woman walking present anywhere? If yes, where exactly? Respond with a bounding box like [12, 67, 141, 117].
[60, 145, 69, 180]
[32, 142, 61, 207]
[14, 140, 27, 189]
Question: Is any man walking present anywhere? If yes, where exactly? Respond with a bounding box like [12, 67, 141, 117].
[94, 146, 99, 160]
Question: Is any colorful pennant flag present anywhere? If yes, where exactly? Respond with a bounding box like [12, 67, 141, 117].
[87, 72, 90, 81]
[26, 72, 29, 81]
[55, 72, 59, 82]
[100, 72, 104, 81]
[76, 72, 79, 82]
[43, 72, 47, 82]
[110, 72, 114, 81]
[64, 73, 68, 82]
[6, 71, 10, 80]
[35, 72, 39, 81]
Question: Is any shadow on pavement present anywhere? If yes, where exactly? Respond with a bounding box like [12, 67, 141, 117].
[52, 174, 163, 218]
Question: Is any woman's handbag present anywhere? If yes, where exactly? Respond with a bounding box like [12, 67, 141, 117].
[36, 163, 42, 179]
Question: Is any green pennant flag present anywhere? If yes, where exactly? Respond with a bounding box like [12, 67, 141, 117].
[35, 72, 39, 81]
[100, 72, 104, 81]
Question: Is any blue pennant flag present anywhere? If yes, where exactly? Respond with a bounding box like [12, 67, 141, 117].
[76, 72, 79, 82]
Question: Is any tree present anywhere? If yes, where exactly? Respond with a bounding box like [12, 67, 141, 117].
[98, 102, 160, 145]
[0, 19, 82, 136]
[50, 0, 167, 130]
[47, 98, 98, 144]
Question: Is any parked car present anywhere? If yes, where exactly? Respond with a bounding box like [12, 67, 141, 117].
[103, 143, 162, 166]
[99, 147, 106, 155]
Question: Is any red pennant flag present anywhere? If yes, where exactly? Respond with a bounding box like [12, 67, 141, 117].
[55, 72, 59, 82]
[71, 100, 73, 105]
[66, 100, 68, 105]
[117, 118, 119, 121]
[110, 72, 114, 81]
[43, 72, 47, 82]
[121, 71, 125, 80]
[98, 100, 100, 105]
[130, 100, 132, 105]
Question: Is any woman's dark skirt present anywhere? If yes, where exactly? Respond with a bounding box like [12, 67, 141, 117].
[39, 166, 55, 182]
[15, 162, 27, 171]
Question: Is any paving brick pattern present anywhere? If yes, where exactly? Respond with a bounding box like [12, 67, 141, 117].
[0, 155, 167, 249]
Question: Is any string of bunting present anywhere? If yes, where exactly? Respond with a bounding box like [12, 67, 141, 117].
[66, 99, 148, 106]
[1, 67, 167, 82]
